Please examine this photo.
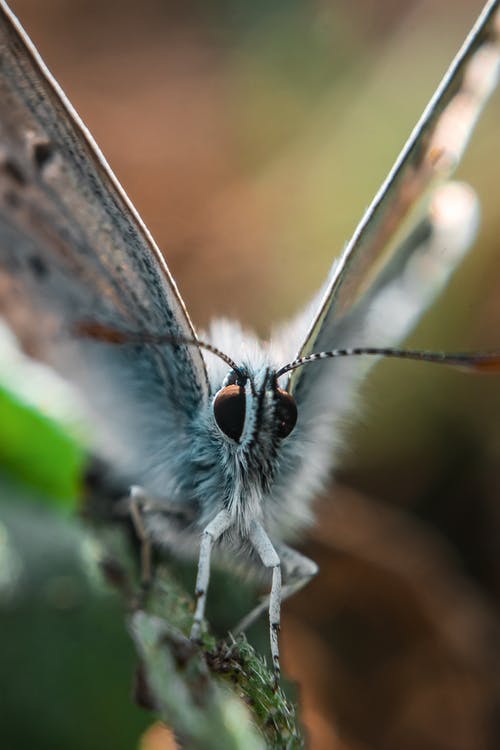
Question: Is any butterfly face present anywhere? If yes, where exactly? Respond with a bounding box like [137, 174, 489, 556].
[0, 0, 498, 692]
[213, 368, 297, 444]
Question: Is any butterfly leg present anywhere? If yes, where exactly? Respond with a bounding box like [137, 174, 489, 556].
[190, 509, 232, 642]
[128, 485, 154, 588]
[276, 542, 318, 608]
[247, 521, 283, 684]
[235, 543, 318, 634]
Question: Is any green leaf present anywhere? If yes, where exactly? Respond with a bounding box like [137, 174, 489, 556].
[0, 385, 85, 509]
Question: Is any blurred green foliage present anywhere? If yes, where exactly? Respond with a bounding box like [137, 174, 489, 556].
[0, 492, 150, 749]
[0, 386, 84, 509]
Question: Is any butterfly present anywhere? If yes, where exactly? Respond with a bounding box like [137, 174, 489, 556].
[0, 0, 499, 684]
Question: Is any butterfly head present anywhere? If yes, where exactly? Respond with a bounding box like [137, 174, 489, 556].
[212, 367, 297, 445]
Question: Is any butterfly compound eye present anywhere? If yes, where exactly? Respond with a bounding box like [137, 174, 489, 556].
[213, 384, 246, 442]
[276, 388, 297, 438]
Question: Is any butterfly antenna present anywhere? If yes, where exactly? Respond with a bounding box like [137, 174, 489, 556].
[75, 321, 242, 373]
[188, 338, 241, 373]
[276, 346, 500, 379]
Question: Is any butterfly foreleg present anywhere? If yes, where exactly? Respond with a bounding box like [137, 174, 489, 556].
[278, 543, 319, 601]
[235, 543, 318, 634]
[190, 509, 233, 642]
[246, 521, 284, 684]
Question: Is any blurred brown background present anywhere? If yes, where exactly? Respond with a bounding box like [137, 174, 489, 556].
[6, 1, 500, 748]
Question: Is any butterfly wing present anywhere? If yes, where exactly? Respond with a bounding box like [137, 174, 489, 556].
[0, 3, 209, 482]
[268, 1, 499, 537]
[285, 0, 499, 402]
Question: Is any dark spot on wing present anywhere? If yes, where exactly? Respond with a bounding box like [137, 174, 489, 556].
[2, 159, 26, 186]
[28, 255, 48, 279]
[32, 140, 55, 171]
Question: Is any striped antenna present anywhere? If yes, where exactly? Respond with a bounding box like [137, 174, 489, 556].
[75, 321, 242, 374]
[76, 321, 500, 382]
[275, 347, 500, 379]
